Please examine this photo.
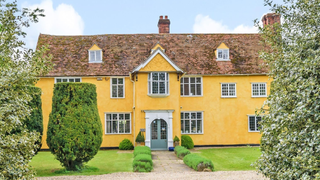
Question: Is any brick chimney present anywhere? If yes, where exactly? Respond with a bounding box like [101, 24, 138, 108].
[158, 15, 170, 33]
[262, 13, 280, 28]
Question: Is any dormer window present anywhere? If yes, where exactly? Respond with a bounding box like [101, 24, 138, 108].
[217, 49, 229, 60]
[215, 43, 230, 61]
[89, 50, 102, 63]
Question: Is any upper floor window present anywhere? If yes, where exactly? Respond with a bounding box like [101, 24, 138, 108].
[180, 77, 202, 96]
[111, 78, 124, 98]
[252, 83, 267, 97]
[248, 116, 261, 132]
[89, 50, 102, 63]
[217, 49, 229, 60]
[221, 83, 236, 97]
[148, 72, 169, 95]
[55, 77, 81, 83]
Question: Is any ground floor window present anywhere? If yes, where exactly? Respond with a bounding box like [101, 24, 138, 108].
[105, 113, 131, 134]
[181, 112, 203, 134]
[248, 116, 261, 132]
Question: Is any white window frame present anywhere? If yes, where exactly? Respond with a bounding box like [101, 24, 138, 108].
[105, 112, 131, 134]
[88, 50, 102, 63]
[217, 49, 230, 61]
[180, 76, 203, 97]
[221, 83, 237, 98]
[248, 115, 261, 132]
[110, 77, 125, 98]
[148, 72, 169, 96]
[181, 111, 204, 134]
[251, 83, 267, 97]
[55, 77, 82, 83]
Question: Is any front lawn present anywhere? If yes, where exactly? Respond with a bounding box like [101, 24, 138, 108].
[30, 150, 133, 177]
[198, 147, 261, 171]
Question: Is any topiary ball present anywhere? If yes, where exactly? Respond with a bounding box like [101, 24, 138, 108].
[119, 138, 134, 150]
[181, 135, 194, 149]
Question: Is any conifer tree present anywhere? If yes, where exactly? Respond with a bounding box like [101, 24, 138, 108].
[47, 83, 103, 171]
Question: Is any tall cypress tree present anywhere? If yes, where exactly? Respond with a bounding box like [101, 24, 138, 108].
[47, 83, 102, 171]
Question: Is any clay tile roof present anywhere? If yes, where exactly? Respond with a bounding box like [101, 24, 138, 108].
[37, 33, 267, 77]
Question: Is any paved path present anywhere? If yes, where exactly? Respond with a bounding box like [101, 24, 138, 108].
[151, 150, 193, 172]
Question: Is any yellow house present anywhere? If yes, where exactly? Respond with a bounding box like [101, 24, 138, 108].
[36, 14, 279, 150]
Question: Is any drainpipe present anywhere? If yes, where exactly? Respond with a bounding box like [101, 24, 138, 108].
[129, 72, 136, 147]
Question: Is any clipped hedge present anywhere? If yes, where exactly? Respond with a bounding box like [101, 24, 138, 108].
[47, 83, 102, 171]
[133, 146, 151, 157]
[174, 146, 191, 159]
[181, 135, 194, 149]
[133, 154, 153, 172]
[183, 154, 214, 171]
[119, 139, 134, 150]
[133, 146, 153, 172]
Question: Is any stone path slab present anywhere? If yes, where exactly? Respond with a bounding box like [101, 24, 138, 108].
[151, 150, 193, 172]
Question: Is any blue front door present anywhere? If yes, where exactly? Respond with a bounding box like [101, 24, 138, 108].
[151, 119, 167, 150]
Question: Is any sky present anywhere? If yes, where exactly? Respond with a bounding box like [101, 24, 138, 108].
[18, 0, 284, 49]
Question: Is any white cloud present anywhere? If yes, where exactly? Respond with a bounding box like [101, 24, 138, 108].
[23, 0, 84, 49]
[193, 14, 258, 33]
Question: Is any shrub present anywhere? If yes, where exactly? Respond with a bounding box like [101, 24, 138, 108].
[47, 83, 103, 171]
[173, 135, 180, 142]
[174, 146, 191, 159]
[133, 146, 151, 157]
[119, 139, 134, 150]
[181, 135, 194, 149]
[133, 154, 153, 172]
[183, 154, 214, 171]
[11, 86, 43, 153]
[135, 131, 145, 143]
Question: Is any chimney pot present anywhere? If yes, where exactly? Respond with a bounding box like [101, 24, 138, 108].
[158, 15, 170, 33]
[262, 13, 281, 28]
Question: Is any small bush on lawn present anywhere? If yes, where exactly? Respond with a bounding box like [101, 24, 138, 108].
[133, 146, 151, 157]
[133, 154, 153, 172]
[181, 135, 194, 149]
[174, 146, 191, 159]
[183, 154, 214, 171]
[119, 139, 134, 150]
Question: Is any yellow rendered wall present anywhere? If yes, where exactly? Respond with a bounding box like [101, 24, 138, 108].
[133, 72, 181, 146]
[89, 44, 102, 50]
[139, 54, 176, 72]
[35, 78, 54, 149]
[180, 75, 271, 145]
[36, 77, 133, 149]
[36, 74, 269, 149]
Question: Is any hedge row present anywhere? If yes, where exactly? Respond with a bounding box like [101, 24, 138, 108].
[183, 154, 214, 171]
[174, 146, 191, 159]
[133, 146, 151, 157]
[133, 146, 153, 172]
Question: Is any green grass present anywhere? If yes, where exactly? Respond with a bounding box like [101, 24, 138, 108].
[30, 150, 133, 177]
[198, 147, 261, 171]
